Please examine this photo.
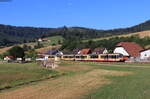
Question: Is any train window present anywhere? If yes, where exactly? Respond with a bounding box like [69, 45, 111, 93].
[81, 56, 87, 59]
[108, 55, 116, 59]
[108, 55, 111, 58]
[116, 55, 119, 58]
[116, 54, 122, 58]
[119, 54, 123, 58]
[113, 55, 117, 59]
[75, 56, 80, 58]
[101, 55, 108, 59]
[64, 56, 69, 58]
[49, 56, 55, 58]
[90, 55, 98, 58]
[69, 56, 74, 58]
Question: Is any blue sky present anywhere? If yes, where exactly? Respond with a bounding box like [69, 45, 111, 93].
[0, 0, 150, 29]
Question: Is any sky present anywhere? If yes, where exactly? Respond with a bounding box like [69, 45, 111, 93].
[0, 0, 150, 29]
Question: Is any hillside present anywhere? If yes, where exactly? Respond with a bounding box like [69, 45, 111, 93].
[1, 20, 150, 46]
[83, 30, 150, 42]
[0, 36, 63, 54]
[36, 45, 61, 53]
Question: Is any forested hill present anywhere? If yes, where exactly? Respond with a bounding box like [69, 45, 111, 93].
[1, 20, 150, 46]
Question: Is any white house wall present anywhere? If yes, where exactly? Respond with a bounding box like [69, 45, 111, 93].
[103, 49, 108, 54]
[140, 50, 150, 59]
[113, 47, 129, 56]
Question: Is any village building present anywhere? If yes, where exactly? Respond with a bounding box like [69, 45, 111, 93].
[38, 38, 49, 42]
[140, 49, 150, 59]
[46, 50, 59, 55]
[38, 38, 42, 42]
[4, 56, 14, 62]
[16, 58, 22, 61]
[62, 50, 78, 55]
[78, 48, 92, 54]
[36, 54, 47, 61]
[46, 50, 63, 56]
[113, 42, 144, 58]
[92, 48, 108, 54]
[25, 58, 32, 62]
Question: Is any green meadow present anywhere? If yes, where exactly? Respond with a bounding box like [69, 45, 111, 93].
[83, 62, 150, 99]
[0, 61, 150, 99]
[0, 63, 61, 90]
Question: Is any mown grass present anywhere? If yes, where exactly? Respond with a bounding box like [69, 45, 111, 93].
[0, 63, 62, 90]
[83, 63, 150, 99]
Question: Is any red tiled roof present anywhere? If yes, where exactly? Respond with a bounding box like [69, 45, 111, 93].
[6, 56, 14, 59]
[116, 42, 144, 57]
[79, 49, 92, 54]
[93, 48, 105, 54]
[42, 38, 48, 41]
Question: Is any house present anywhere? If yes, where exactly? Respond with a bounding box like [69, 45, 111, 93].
[25, 58, 32, 61]
[42, 38, 49, 41]
[113, 42, 144, 58]
[92, 48, 108, 54]
[140, 49, 150, 59]
[4, 56, 14, 62]
[38, 38, 49, 42]
[62, 51, 78, 55]
[46, 50, 63, 56]
[16, 58, 22, 61]
[61, 49, 80, 55]
[38, 38, 42, 42]
[78, 48, 92, 54]
[73, 49, 80, 54]
[36, 54, 47, 61]
[46, 50, 59, 55]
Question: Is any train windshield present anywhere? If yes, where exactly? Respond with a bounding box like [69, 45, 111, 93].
[81, 56, 87, 59]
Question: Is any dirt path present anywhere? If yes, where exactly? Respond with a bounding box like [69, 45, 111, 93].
[0, 66, 131, 99]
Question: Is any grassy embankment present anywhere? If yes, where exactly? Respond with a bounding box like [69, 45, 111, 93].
[0, 63, 64, 90]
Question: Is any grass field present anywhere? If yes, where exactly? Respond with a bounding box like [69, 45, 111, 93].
[0, 61, 150, 99]
[0, 63, 62, 90]
[83, 62, 150, 99]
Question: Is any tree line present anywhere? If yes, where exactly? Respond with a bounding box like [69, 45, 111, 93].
[61, 35, 150, 52]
